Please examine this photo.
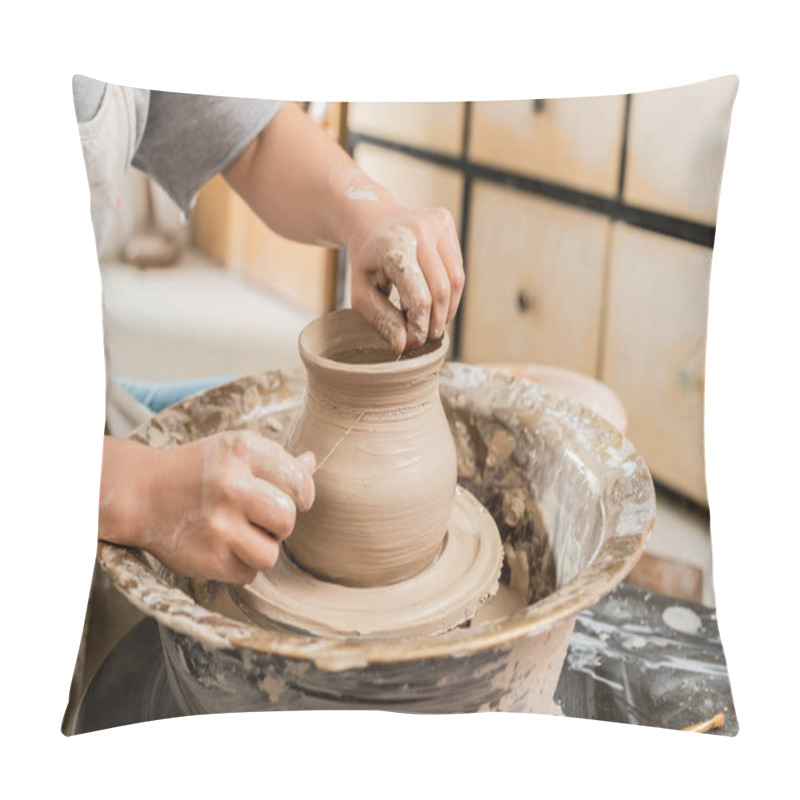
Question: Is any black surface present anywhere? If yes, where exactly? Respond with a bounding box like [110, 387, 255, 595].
[554, 583, 737, 734]
[74, 617, 181, 734]
[73, 583, 736, 735]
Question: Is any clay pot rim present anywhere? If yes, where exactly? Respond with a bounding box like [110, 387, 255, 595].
[97, 365, 655, 670]
[299, 308, 449, 377]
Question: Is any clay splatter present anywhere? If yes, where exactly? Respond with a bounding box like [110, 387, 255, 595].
[662, 605, 702, 635]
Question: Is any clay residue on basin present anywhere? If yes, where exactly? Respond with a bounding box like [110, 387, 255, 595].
[97, 363, 654, 721]
[121, 364, 651, 644]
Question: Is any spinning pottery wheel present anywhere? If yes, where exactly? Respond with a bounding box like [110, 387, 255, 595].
[97, 358, 655, 716]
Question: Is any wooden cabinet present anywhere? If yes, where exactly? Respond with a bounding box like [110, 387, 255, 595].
[345, 81, 737, 505]
[348, 102, 466, 156]
[469, 97, 626, 196]
[460, 182, 609, 373]
[600, 224, 711, 504]
[623, 76, 738, 225]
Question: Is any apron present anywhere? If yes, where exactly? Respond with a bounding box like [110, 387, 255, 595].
[77, 84, 153, 436]
[64, 86, 153, 734]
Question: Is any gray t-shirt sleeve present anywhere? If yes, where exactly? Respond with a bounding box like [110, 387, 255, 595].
[72, 75, 107, 122]
[132, 91, 283, 214]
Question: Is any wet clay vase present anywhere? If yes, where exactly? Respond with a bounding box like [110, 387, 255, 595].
[284, 309, 457, 587]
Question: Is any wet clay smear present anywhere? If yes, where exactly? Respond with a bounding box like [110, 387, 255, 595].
[325, 340, 441, 364]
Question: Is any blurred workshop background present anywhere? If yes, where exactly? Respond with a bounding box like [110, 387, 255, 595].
[98, 78, 737, 609]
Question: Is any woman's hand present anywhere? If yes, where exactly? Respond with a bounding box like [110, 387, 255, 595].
[99, 433, 315, 585]
[346, 206, 465, 354]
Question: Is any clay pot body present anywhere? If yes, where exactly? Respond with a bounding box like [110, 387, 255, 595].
[284, 310, 457, 587]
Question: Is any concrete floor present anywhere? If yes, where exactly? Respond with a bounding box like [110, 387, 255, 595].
[100, 248, 715, 606]
[101, 248, 313, 382]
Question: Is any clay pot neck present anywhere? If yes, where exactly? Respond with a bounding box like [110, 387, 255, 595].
[299, 310, 448, 411]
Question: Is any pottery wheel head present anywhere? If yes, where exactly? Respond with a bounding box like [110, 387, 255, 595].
[233, 487, 503, 638]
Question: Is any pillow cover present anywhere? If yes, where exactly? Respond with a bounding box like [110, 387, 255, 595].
[64, 75, 738, 736]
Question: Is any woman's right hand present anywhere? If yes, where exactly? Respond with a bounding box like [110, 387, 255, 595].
[99, 432, 315, 585]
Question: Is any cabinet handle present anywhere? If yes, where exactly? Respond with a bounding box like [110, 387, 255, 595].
[517, 289, 535, 313]
[531, 99, 546, 114]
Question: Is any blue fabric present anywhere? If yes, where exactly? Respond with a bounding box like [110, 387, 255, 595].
[115, 376, 236, 413]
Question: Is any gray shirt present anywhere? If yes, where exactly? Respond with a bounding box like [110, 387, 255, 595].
[72, 75, 282, 214]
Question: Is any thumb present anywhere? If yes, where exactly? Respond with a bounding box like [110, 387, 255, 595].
[296, 450, 316, 474]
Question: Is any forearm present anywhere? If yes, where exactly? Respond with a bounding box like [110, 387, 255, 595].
[98, 436, 160, 548]
[223, 101, 400, 250]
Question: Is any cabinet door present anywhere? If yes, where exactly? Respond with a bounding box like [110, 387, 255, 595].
[469, 97, 626, 197]
[460, 181, 609, 374]
[348, 102, 466, 157]
[600, 223, 711, 505]
[353, 143, 464, 233]
[623, 76, 738, 225]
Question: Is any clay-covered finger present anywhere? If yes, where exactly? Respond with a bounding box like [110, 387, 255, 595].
[241, 476, 299, 541]
[378, 227, 431, 350]
[351, 278, 408, 354]
[243, 435, 315, 512]
[416, 237, 451, 341]
[434, 211, 465, 322]
[228, 519, 282, 573]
